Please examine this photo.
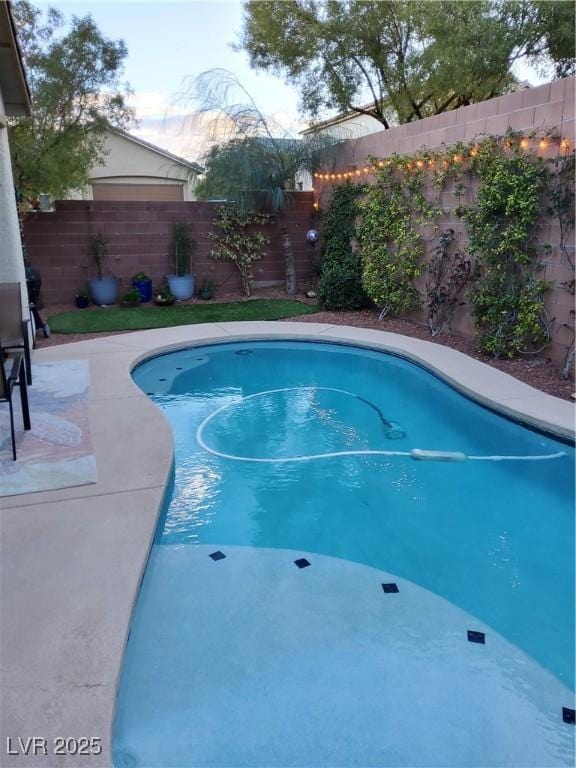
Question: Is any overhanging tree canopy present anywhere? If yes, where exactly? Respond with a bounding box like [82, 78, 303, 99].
[240, 0, 575, 128]
[9, 0, 133, 203]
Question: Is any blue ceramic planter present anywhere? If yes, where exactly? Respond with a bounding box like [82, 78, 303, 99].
[132, 278, 152, 303]
[167, 274, 195, 301]
[88, 276, 118, 306]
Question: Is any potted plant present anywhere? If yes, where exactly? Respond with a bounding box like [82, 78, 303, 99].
[153, 285, 175, 306]
[120, 287, 141, 308]
[132, 271, 153, 303]
[88, 233, 118, 305]
[167, 222, 195, 300]
[75, 287, 90, 309]
[200, 278, 215, 300]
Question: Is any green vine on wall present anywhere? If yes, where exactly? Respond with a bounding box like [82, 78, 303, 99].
[357, 161, 431, 318]
[460, 144, 551, 357]
[426, 228, 471, 336]
[547, 151, 575, 269]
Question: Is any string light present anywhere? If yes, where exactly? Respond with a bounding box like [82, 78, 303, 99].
[313, 133, 570, 183]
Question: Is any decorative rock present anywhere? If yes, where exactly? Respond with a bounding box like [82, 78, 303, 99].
[305, 290, 317, 299]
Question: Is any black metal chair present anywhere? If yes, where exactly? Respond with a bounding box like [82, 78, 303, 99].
[0, 282, 32, 384]
[0, 344, 31, 460]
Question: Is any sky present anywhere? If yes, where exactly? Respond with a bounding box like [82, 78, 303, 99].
[35, 0, 306, 160]
[35, 0, 548, 164]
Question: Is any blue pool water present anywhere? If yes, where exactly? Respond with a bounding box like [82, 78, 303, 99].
[114, 341, 575, 767]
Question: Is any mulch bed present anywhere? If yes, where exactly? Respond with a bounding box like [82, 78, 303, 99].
[35, 290, 574, 401]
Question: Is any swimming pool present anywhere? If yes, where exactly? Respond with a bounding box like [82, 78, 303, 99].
[114, 341, 575, 767]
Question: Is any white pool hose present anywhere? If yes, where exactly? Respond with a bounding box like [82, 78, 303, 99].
[195, 387, 566, 464]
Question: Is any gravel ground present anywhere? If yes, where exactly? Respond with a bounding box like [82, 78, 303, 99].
[35, 289, 574, 401]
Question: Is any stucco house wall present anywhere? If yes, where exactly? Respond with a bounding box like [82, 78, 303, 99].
[0, 1, 31, 327]
[297, 109, 386, 191]
[73, 129, 202, 202]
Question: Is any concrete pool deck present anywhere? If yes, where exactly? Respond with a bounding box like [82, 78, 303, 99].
[1, 321, 574, 767]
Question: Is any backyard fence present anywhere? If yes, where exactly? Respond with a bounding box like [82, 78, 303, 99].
[315, 77, 575, 365]
[23, 193, 318, 306]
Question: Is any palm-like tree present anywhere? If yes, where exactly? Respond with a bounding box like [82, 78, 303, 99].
[179, 69, 332, 294]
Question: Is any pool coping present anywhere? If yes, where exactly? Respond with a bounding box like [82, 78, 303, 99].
[1, 321, 574, 767]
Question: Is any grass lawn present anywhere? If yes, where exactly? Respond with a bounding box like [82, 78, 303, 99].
[48, 299, 319, 334]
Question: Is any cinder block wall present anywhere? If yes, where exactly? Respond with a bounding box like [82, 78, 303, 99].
[23, 194, 318, 305]
[316, 77, 575, 365]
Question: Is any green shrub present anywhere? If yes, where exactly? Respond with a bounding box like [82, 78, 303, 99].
[318, 182, 367, 310]
[318, 259, 368, 311]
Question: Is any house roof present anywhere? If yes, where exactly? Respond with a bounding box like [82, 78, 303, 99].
[300, 103, 383, 135]
[107, 127, 204, 174]
[0, 0, 32, 116]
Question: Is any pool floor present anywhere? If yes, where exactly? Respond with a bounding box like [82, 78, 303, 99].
[113, 546, 574, 767]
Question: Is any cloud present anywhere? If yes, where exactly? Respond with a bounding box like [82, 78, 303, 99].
[127, 91, 190, 121]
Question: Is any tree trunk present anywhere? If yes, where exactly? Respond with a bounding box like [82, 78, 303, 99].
[236, 263, 252, 297]
[279, 214, 296, 295]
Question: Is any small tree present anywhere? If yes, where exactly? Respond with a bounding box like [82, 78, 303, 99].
[88, 233, 108, 280]
[170, 222, 195, 276]
[209, 206, 270, 296]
